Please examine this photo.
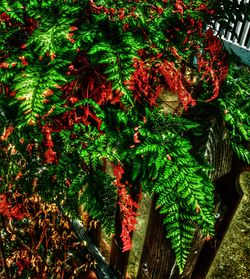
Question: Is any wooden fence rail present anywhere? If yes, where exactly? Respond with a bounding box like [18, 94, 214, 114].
[72, 116, 249, 279]
[71, 5, 250, 276]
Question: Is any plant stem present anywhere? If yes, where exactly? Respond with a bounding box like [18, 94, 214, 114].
[0, 218, 10, 279]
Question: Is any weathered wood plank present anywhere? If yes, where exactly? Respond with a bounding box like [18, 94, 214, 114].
[88, 220, 102, 248]
[109, 199, 132, 279]
[137, 115, 239, 279]
[137, 195, 176, 279]
[109, 234, 130, 279]
[126, 193, 152, 278]
[109, 173, 141, 279]
[195, 116, 233, 181]
[191, 157, 246, 279]
[136, 200, 206, 279]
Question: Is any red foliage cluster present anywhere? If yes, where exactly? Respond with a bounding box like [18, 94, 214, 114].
[127, 55, 196, 110]
[125, 57, 162, 106]
[174, 0, 187, 15]
[0, 126, 14, 141]
[50, 53, 122, 131]
[89, 0, 168, 29]
[42, 125, 58, 164]
[0, 194, 26, 220]
[159, 60, 196, 109]
[113, 165, 140, 252]
[64, 54, 121, 106]
[197, 29, 229, 101]
[0, 12, 11, 24]
[127, 28, 228, 110]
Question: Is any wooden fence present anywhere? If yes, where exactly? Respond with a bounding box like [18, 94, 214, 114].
[72, 117, 249, 279]
[72, 5, 250, 277]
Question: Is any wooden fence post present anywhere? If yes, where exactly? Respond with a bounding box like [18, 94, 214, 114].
[109, 235, 130, 279]
[109, 191, 140, 278]
[137, 117, 247, 279]
[191, 156, 247, 279]
[137, 195, 177, 279]
[88, 220, 102, 248]
[136, 168, 245, 279]
[71, 117, 249, 279]
[136, 197, 206, 279]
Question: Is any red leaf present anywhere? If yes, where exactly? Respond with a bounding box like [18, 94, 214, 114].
[113, 165, 140, 252]
[10, 204, 26, 220]
[159, 60, 196, 110]
[70, 26, 78, 31]
[0, 126, 14, 141]
[44, 148, 57, 164]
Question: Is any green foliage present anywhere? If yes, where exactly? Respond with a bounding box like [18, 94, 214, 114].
[128, 110, 215, 271]
[13, 60, 67, 126]
[80, 170, 117, 234]
[0, 0, 79, 125]
[0, 0, 249, 275]
[217, 66, 250, 164]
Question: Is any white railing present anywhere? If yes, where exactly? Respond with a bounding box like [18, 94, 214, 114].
[213, 0, 250, 51]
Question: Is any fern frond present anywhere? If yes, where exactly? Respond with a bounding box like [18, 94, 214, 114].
[231, 142, 250, 164]
[12, 61, 66, 126]
[217, 65, 250, 163]
[80, 171, 117, 234]
[128, 110, 215, 272]
[68, 170, 88, 197]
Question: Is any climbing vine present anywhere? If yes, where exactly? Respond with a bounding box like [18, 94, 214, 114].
[0, 0, 249, 275]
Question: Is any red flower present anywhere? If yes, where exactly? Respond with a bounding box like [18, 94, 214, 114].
[133, 131, 141, 143]
[0, 195, 26, 220]
[44, 148, 57, 164]
[42, 125, 54, 148]
[114, 164, 124, 183]
[26, 143, 34, 154]
[123, 23, 129, 32]
[118, 8, 125, 20]
[156, 6, 164, 14]
[197, 4, 207, 11]
[174, 0, 187, 15]
[66, 33, 76, 43]
[0, 62, 9, 68]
